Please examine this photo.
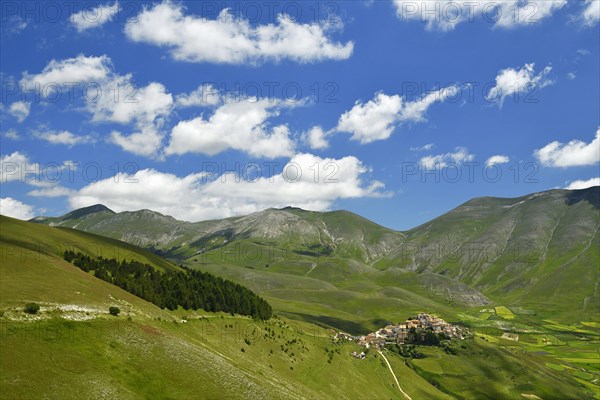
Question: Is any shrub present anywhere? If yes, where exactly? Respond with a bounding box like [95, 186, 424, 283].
[109, 306, 121, 316]
[24, 303, 40, 314]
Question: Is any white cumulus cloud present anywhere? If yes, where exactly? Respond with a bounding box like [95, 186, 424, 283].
[486, 63, 553, 106]
[8, 101, 30, 122]
[0, 197, 35, 220]
[1, 151, 38, 183]
[393, 0, 567, 31]
[565, 177, 600, 190]
[580, 0, 600, 26]
[486, 155, 510, 167]
[577, 49, 591, 56]
[94, 80, 173, 157]
[176, 84, 221, 107]
[124, 2, 353, 64]
[3, 129, 20, 140]
[1, 152, 76, 187]
[110, 126, 165, 158]
[303, 126, 329, 150]
[21, 54, 174, 158]
[71, 1, 120, 32]
[335, 86, 458, 144]
[28, 186, 75, 198]
[420, 147, 475, 169]
[534, 128, 600, 167]
[91, 80, 173, 125]
[336, 92, 402, 144]
[20, 54, 112, 91]
[410, 143, 434, 151]
[69, 153, 386, 221]
[166, 98, 296, 158]
[34, 130, 94, 146]
[400, 86, 459, 122]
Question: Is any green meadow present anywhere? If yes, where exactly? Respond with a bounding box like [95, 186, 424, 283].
[3, 186, 599, 399]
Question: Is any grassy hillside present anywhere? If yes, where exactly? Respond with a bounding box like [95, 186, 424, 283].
[15, 187, 600, 398]
[0, 215, 183, 313]
[3, 216, 597, 399]
[28, 188, 599, 335]
[33, 188, 598, 324]
[0, 216, 409, 399]
[32, 205, 404, 262]
[375, 187, 600, 321]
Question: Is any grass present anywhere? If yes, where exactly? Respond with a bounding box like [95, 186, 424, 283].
[3, 314, 451, 399]
[581, 321, 600, 328]
[402, 338, 592, 400]
[3, 198, 600, 400]
[560, 358, 600, 365]
[0, 217, 413, 399]
[495, 306, 516, 320]
[546, 362, 566, 372]
[0, 219, 177, 316]
[479, 312, 493, 320]
[0, 216, 453, 399]
[182, 230, 600, 398]
[573, 370, 595, 380]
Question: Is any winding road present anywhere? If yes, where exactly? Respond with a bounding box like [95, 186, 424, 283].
[377, 350, 412, 400]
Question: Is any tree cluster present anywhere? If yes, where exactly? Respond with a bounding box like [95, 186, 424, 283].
[389, 343, 424, 359]
[64, 250, 272, 320]
[406, 326, 448, 346]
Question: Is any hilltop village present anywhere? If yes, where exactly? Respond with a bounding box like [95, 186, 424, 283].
[334, 313, 469, 357]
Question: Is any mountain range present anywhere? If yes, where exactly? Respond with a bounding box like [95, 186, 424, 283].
[32, 186, 600, 329]
[2, 186, 598, 399]
[32, 204, 404, 262]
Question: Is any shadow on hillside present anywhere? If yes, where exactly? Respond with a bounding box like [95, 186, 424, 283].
[564, 186, 600, 209]
[279, 312, 370, 335]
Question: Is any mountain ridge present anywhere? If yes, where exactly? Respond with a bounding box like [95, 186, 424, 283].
[32, 186, 600, 233]
[31, 203, 406, 262]
[3, 213, 595, 399]
[25, 186, 600, 319]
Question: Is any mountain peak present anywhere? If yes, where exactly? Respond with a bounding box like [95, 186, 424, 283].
[457, 186, 599, 209]
[30, 204, 115, 223]
[280, 206, 306, 211]
[62, 204, 115, 220]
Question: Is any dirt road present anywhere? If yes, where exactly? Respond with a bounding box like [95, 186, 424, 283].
[377, 350, 412, 400]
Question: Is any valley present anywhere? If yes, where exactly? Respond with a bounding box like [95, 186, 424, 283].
[1, 187, 598, 399]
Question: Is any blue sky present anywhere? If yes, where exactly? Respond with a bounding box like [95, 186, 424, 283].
[1, 0, 599, 230]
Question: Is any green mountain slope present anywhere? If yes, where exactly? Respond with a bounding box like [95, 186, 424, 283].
[33, 205, 405, 263]
[3, 211, 598, 399]
[0, 216, 426, 399]
[30, 187, 600, 326]
[375, 187, 600, 320]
